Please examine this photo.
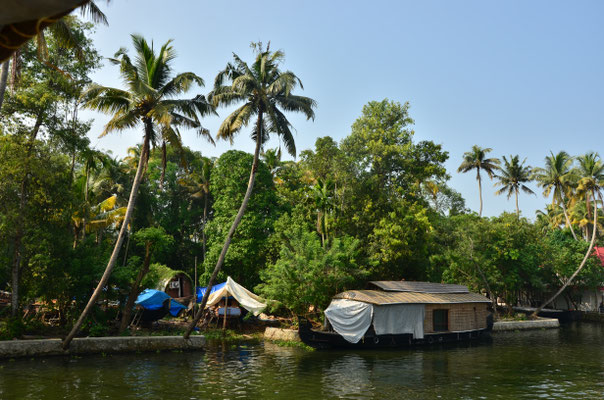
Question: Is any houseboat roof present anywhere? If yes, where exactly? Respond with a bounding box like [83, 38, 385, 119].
[334, 290, 490, 305]
[369, 281, 469, 294]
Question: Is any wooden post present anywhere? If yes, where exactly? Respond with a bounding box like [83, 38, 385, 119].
[222, 295, 228, 330]
[193, 256, 198, 318]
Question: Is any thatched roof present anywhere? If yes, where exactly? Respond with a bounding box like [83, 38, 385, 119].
[369, 281, 469, 294]
[334, 290, 490, 305]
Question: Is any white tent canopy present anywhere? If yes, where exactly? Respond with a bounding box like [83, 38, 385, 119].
[324, 299, 425, 343]
[204, 276, 267, 316]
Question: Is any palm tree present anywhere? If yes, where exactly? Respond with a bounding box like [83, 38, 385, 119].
[532, 153, 604, 318]
[575, 153, 604, 230]
[179, 156, 213, 262]
[457, 145, 500, 217]
[494, 155, 535, 217]
[532, 151, 578, 239]
[313, 178, 335, 246]
[63, 34, 214, 349]
[184, 42, 316, 338]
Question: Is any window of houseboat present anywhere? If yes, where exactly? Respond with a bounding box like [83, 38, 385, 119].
[433, 309, 449, 332]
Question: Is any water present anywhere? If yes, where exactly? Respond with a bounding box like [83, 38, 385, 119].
[1, 323, 603, 399]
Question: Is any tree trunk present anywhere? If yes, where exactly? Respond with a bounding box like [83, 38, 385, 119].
[477, 168, 483, 217]
[560, 192, 577, 241]
[10, 112, 44, 317]
[63, 128, 151, 349]
[82, 165, 89, 240]
[122, 228, 131, 267]
[119, 241, 152, 333]
[531, 189, 599, 318]
[183, 113, 264, 339]
[0, 61, 9, 111]
[515, 189, 519, 217]
[202, 193, 208, 261]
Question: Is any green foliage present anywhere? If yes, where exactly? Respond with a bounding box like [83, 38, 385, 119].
[435, 213, 546, 307]
[202, 150, 279, 288]
[0, 317, 26, 340]
[368, 203, 432, 280]
[257, 213, 366, 315]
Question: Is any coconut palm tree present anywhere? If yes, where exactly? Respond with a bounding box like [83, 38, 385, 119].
[457, 145, 500, 217]
[532, 151, 578, 239]
[313, 178, 335, 246]
[184, 42, 316, 338]
[575, 153, 604, 229]
[494, 155, 535, 217]
[63, 34, 215, 349]
[532, 152, 604, 317]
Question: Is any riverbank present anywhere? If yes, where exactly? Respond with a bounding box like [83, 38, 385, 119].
[492, 318, 559, 331]
[0, 336, 205, 359]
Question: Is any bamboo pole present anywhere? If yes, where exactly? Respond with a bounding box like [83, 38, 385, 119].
[222, 296, 228, 330]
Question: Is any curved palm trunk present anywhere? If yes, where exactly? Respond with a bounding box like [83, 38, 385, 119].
[477, 169, 483, 217]
[63, 129, 151, 349]
[0, 61, 9, 111]
[560, 193, 577, 241]
[531, 189, 599, 318]
[184, 114, 264, 339]
[119, 242, 152, 333]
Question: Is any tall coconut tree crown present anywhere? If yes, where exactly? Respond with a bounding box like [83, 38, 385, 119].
[209, 42, 316, 157]
[457, 145, 500, 216]
[457, 145, 500, 177]
[81, 34, 215, 149]
[533, 151, 575, 203]
[495, 155, 535, 199]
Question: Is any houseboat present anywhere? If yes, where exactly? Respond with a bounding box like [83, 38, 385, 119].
[299, 281, 493, 349]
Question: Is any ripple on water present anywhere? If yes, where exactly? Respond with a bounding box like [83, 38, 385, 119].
[0, 323, 603, 399]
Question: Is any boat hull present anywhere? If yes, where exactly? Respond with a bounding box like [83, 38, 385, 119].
[298, 317, 492, 350]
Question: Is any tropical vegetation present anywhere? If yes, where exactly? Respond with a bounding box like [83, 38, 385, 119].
[1, 14, 603, 343]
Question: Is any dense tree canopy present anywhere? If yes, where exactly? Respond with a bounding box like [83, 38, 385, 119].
[1, 21, 603, 339]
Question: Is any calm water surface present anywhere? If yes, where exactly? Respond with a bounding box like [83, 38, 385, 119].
[1, 323, 603, 399]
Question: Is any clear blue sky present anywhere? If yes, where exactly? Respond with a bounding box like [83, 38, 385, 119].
[82, 0, 604, 218]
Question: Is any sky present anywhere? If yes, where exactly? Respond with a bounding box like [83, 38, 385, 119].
[81, 0, 604, 218]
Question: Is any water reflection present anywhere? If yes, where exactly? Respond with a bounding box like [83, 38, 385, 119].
[0, 323, 603, 399]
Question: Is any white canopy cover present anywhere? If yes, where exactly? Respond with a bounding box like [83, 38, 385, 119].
[324, 299, 373, 344]
[324, 299, 425, 343]
[205, 276, 267, 316]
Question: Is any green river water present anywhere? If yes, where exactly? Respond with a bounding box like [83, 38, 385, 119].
[1, 322, 603, 399]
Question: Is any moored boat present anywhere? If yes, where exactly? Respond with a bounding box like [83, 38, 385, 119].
[299, 281, 493, 349]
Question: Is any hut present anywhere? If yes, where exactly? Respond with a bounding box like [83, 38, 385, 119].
[299, 281, 492, 349]
[143, 264, 194, 300]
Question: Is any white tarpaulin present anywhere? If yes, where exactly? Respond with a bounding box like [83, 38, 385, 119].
[373, 304, 425, 339]
[325, 299, 373, 344]
[206, 276, 267, 316]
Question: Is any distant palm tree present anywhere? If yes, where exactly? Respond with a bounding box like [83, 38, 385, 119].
[532, 151, 577, 239]
[494, 155, 535, 217]
[63, 34, 214, 349]
[184, 42, 316, 338]
[575, 152, 604, 229]
[457, 145, 500, 217]
[532, 152, 604, 317]
[313, 178, 335, 246]
[261, 148, 282, 178]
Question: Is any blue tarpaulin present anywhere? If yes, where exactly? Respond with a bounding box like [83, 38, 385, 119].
[196, 282, 227, 302]
[135, 289, 186, 317]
